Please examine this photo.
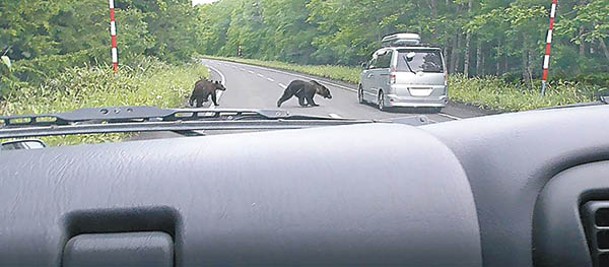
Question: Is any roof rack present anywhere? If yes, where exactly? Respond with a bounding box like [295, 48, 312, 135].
[381, 33, 421, 47]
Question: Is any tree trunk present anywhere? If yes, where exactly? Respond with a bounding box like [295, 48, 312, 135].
[522, 35, 532, 89]
[503, 53, 508, 75]
[476, 39, 482, 76]
[496, 40, 501, 75]
[429, 0, 438, 40]
[430, 0, 438, 19]
[579, 26, 586, 56]
[462, 0, 472, 77]
[453, 33, 463, 73]
[599, 38, 609, 61]
[464, 33, 470, 77]
[481, 51, 486, 76]
[449, 35, 459, 74]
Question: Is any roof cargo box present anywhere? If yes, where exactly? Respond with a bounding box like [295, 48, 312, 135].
[381, 33, 421, 47]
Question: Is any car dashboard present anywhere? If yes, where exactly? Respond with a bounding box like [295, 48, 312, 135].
[1, 105, 609, 266]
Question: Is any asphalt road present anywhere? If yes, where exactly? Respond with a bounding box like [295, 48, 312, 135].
[130, 59, 488, 141]
[201, 59, 486, 123]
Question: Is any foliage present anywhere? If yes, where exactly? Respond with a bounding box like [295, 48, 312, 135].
[0, 0, 196, 68]
[1, 58, 208, 146]
[196, 0, 609, 84]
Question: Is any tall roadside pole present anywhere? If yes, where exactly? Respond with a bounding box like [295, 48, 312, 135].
[109, 0, 118, 74]
[541, 0, 558, 96]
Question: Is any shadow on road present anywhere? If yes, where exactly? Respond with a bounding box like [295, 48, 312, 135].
[360, 102, 441, 114]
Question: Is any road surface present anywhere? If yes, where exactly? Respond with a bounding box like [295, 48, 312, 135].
[201, 59, 485, 123]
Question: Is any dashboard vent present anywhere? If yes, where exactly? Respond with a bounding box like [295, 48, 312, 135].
[582, 201, 609, 267]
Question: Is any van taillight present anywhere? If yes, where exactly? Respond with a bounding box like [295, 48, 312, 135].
[390, 72, 396, 84]
[444, 71, 448, 86]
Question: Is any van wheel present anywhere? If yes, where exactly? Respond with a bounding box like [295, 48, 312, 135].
[378, 91, 385, 111]
[358, 85, 364, 104]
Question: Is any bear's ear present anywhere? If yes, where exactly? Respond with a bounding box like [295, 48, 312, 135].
[215, 81, 219, 84]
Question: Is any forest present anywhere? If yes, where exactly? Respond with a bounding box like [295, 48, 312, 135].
[196, 0, 609, 87]
[1, 0, 608, 108]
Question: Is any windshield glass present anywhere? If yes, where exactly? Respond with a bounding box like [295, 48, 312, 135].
[1, 0, 608, 146]
[397, 50, 444, 73]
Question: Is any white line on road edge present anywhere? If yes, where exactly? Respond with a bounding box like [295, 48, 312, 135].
[437, 113, 461, 120]
[278, 83, 287, 89]
[328, 114, 342, 119]
[266, 77, 275, 82]
[204, 64, 226, 110]
[215, 60, 357, 92]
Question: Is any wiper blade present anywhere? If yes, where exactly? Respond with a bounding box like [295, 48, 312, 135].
[0, 106, 344, 127]
[402, 55, 417, 74]
[0, 106, 429, 139]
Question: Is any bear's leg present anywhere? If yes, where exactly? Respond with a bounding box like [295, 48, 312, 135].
[196, 97, 204, 108]
[306, 95, 318, 106]
[298, 96, 308, 107]
[211, 92, 219, 106]
[277, 90, 293, 107]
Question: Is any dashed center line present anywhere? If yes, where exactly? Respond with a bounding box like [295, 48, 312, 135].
[239, 68, 245, 71]
[257, 73, 265, 78]
[329, 114, 342, 119]
[278, 83, 287, 89]
[266, 77, 275, 82]
[248, 70, 255, 74]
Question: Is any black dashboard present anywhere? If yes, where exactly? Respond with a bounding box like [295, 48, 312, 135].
[1, 105, 608, 266]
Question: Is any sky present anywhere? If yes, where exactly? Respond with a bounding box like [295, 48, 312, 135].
[192, 0, 219, 6]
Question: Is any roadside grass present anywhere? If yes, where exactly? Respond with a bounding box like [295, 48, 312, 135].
[203, 55, 599, 112]
[1, 57, 207, 146]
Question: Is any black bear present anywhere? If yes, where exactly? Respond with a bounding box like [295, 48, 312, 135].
[277, 80, 332, 107]
[189, 78, 227, 107]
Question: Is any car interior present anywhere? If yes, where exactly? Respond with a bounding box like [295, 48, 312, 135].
[1, 104, 608, 266]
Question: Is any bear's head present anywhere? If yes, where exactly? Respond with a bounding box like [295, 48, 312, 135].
[213, 80, 227, 91]
[311, 80, 332, 99]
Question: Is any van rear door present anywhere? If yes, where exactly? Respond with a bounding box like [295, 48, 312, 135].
[395, 49, 446, 97]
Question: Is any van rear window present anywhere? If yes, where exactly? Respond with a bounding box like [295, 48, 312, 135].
[396, 49, 444, 73]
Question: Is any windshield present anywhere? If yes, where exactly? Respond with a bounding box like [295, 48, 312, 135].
[397, 50, 444, 73]
[1, 0, 608, 146]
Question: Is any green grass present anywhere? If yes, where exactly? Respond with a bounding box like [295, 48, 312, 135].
[202, 55, 600, 112]
[1, 57, 207, 146]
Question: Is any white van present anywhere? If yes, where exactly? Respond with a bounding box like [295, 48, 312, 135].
[358, 33, 448, 111]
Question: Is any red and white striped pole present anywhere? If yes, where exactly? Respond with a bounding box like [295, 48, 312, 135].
[109, 0, 118, 74]
[541, 0, 557, 96]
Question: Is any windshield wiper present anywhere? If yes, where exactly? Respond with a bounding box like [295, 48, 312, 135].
[402, 55, 417, 74]
[0, 106, 430, 139]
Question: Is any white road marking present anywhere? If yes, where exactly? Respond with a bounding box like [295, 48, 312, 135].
[257, 73, 265, 78]
[437, 113, 462, 120]
[203, 65, 226, 110]
[248, 70, 255, 74]
[266, 77, 275, 82]
[278, 83, 287, 89]
[215, 60, 357, 92]
[239, 68, 245, 71]
[328, 113, 342, 119]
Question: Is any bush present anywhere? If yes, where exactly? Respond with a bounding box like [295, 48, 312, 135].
[1, 57, 208, 146]
[11, 47, 107, 85]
